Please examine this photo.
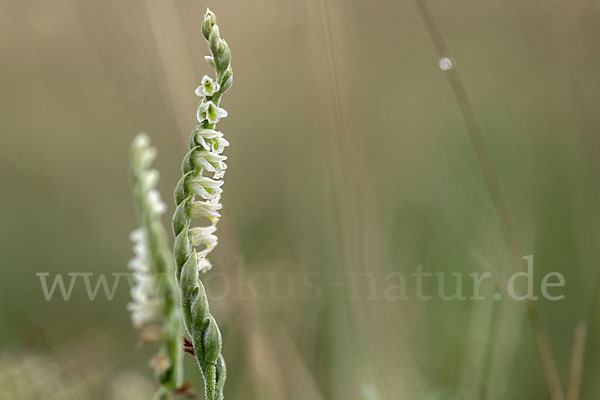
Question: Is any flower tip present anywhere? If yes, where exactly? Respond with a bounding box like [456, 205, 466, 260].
[204, 8, 216, 23]
[133, 132, 150, 148]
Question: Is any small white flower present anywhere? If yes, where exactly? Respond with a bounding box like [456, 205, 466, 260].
[130, 228, 145, 243]
[190, 226, 218, 257]
[129, 229, 150, 272]
[193, 129, 230, 154]
[193, 151, 227, 174]
[195, 75, 221, 97]
[132, 134, 156, 169]
[140, 169, 159, 193]
[213, 136, 230, 154]
[193, 186, 221, 201]
[133, 240, 146, 256]
[196, 255, 213, 273]
[130, 271, 155, 301]
[132, 133, 150, 149]
[189, 175, 224, 201]
[190, 225, 217, 238]
[190, 175, 224, 190]
[191, 200, 222, 220]
[197, 101, 228, 124]
[128, 256, 148, 273]
[147, 189, 167, 215]
[190, 226, 218, 248]
[195, 128, 222, 139]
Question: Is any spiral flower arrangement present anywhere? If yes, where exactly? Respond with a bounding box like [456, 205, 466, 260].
[128, 133, 184, 399]
[171, 8, 232, 400]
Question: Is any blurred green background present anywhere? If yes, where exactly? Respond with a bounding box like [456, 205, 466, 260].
[1, 0, 599, 398]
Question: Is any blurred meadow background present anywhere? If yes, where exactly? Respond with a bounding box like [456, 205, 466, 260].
[1, 0, 600, 398]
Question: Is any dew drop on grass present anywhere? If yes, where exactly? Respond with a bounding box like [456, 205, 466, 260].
[439, 57, 455, 71]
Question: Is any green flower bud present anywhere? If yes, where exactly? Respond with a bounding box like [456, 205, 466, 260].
[201, 315, 222, 365]
[220, 67, 233, 93]
[208, 25, 220, 58]
[172, 198, 192, 237]
[174, 174, 192, 209]
[174, 225, 192, 269]
[202, 8, 217, 40]
[215, 354, 227, 398]
[179, 253, 199, 327]
[217, 41, 231, 73]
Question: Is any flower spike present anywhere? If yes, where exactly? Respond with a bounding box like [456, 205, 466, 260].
[128, 133, 185, 397]
[171, 8, 233, 400]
